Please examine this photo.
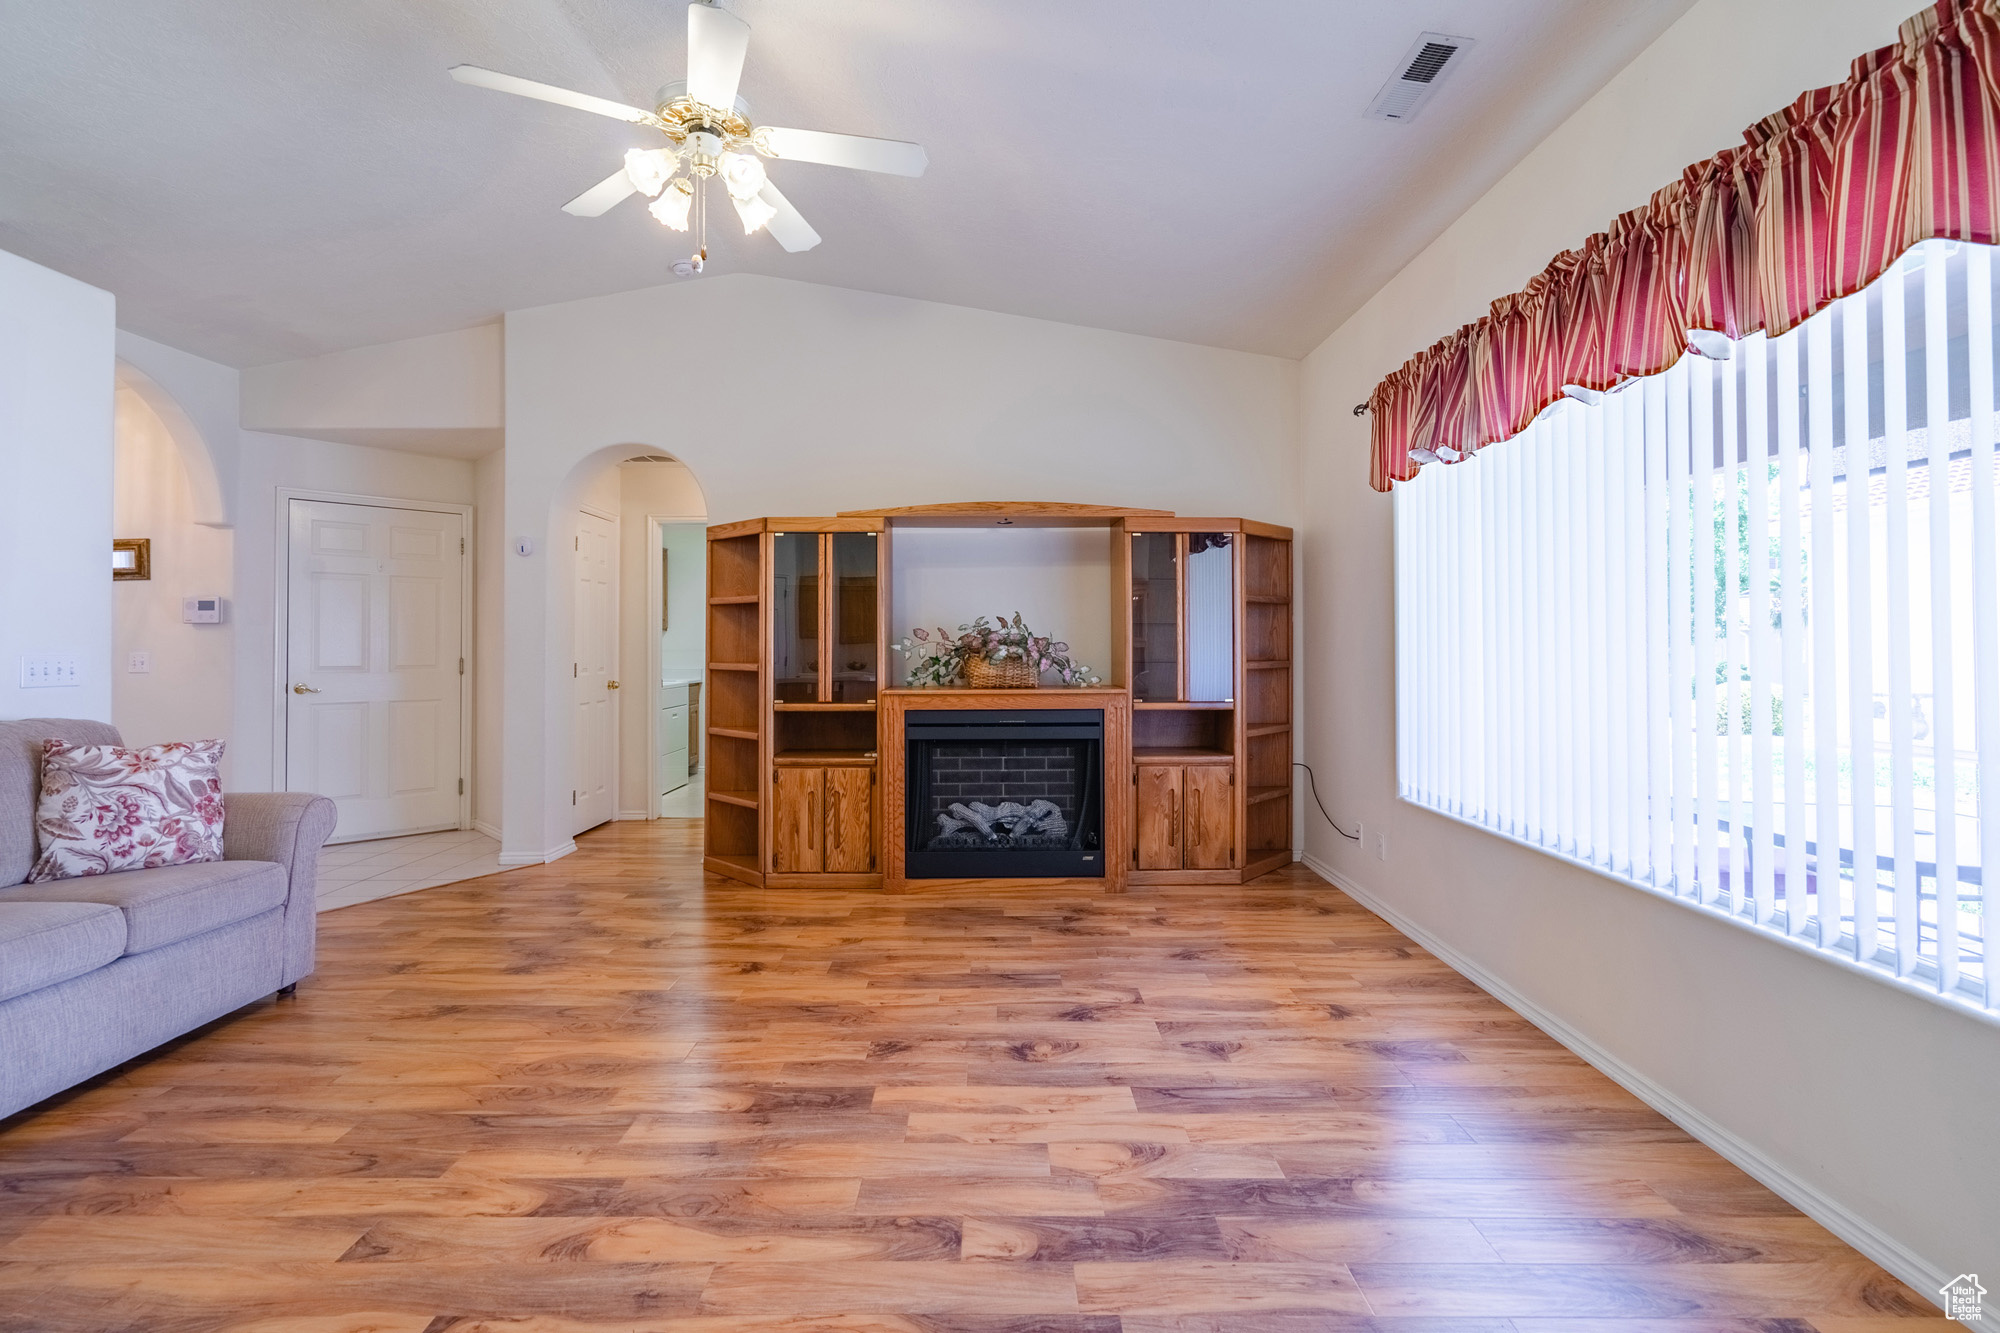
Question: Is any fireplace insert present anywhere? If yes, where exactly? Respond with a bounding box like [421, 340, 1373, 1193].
[903, 708, 1104, 879]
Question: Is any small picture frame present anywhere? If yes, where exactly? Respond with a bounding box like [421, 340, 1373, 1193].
[112, 538, 151, 581]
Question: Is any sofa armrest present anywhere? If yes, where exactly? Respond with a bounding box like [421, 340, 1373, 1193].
[224, 792, 337, 987]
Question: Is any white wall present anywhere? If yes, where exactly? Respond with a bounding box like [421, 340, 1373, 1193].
[1298, 0, 1999, 1303]
[111, 386, 234, 765]
[890, 527, 1113, 685]
[0, 250, 115, 723]
[660, 521, 706, 683]
[500, 273, 1299, 863]
[242, 324, 503, 460]
[230, 433, 476, 791]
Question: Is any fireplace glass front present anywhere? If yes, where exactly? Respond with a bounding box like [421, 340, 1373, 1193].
[903, 709, 1104, 879]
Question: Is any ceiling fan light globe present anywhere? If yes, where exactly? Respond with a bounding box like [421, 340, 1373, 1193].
[732, 192, 777, 234]
[624, 147, 677, 198]
[721, 152, 767, 202]
[649, 180, 694, 231]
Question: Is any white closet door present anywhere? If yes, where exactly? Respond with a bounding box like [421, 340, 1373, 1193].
[285, 499, 464, 841]
[573, 509, 618, 834]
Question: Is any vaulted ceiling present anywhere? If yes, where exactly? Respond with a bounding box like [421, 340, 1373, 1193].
[0, 0, 1693, 365]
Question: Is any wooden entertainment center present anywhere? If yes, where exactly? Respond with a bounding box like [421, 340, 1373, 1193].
[703, 502, 1293, 891]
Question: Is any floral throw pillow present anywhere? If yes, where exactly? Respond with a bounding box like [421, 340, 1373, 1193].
[27, 740, 227, 882]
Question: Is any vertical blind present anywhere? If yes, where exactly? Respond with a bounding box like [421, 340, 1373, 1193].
[1396, 239, 2000, 1015]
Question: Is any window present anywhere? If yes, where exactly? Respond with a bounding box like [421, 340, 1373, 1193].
[1395, 239, 2000, 1016]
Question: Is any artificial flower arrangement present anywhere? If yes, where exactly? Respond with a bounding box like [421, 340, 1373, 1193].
[892, 613, 1102, 688]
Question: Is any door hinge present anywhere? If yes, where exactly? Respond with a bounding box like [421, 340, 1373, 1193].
[458, 657, 465, 675]
[460, 537, 465, 555]
[575, 536, 579, 550]
[458, 777, 465, 795]
[572, 790, 577, 805]
[573, 663, 579, 678]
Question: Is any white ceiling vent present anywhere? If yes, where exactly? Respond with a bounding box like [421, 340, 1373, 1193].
[1365, 32, 1476, 122]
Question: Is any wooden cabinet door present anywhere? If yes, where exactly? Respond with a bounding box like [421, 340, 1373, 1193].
[1184, 764, 1234, 870]
[823, 767, 874, 873]
[1135, 764, 1182, 870]
[771, 766, 822, 873]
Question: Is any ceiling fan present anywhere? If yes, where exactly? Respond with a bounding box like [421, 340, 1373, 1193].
[450, 0, 927, 274]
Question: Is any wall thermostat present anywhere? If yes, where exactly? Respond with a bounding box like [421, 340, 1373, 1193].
[182, 596, 223, 624]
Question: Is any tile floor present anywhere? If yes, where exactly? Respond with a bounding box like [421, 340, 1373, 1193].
[316, 769, 703, 912]
[660, 769, 704, 819]
[314, 828, 503, 912]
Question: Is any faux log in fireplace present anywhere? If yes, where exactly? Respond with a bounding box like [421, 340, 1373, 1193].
[903, 709, 1105, 879]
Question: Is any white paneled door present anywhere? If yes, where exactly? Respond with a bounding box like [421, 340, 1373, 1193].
[573, 509, 618, 835]
[285, 499, 466, 842]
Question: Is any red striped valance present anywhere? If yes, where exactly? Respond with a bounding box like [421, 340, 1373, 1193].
[1368, 0, 2000, 490]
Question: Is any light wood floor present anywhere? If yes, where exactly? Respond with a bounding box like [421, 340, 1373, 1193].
[0, 820, 1943, 1330]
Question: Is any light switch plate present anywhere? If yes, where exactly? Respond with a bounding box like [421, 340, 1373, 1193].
[20, 655, 80, 689]
[128, 651, 152, 673]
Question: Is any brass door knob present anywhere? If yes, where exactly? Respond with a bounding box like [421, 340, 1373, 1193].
[292, 683, 320, 695]
[607, 680, 621, 689]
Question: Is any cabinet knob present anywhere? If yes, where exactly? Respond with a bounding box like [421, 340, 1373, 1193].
[607, 680, 621, 690]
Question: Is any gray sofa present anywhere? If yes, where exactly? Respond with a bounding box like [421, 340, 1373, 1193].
[0, 718, 335, 1119]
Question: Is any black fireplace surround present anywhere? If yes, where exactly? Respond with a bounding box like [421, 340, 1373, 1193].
[903, 709, 1105, 879]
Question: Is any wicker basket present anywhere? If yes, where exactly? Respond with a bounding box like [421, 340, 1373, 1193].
[963, 653, 1039, 689]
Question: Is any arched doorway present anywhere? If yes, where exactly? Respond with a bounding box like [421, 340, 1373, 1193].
[110, 366, 234, 770]
[549, 449, 709, 840]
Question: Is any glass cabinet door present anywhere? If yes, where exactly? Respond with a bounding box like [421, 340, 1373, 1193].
[772, 532, 820, 703]
[1184, 533, 1235, 702]
[831, 532, 879, 703]
[1130, 532, 1179, 702]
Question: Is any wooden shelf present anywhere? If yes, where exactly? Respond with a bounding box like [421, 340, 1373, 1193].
[708, 594, 761, 605]
[1246, 723, 1291, 738]
[708, 662, 759, 672]
[1134, 746, 1234, 765]
[1246, 594, 1288, 604]
[708, 726, 759, 742]
[774, 749, 878, 766]
[1245, 660, 1290, 669]
[773, 701, 878, 712]
[706, 789, 759, 809]
[1134, 700, 1235, 710]
[1247, 785, 1290, 805]
[705, 851, 760, 875]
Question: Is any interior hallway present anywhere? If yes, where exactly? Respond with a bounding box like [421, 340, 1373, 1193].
[0, 820, 1940, 1327]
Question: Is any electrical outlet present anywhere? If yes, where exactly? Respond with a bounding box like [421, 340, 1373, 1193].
[19, 655, 80, 689]
[1375, 829, 1389, 861]
[127, 651, 152, 674]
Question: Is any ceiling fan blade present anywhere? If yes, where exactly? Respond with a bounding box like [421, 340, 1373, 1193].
[686, 4, 751, 111]
[753, 126, 927, 177]
[449, 65, 657, 125]
[757, 182, 821, 253]
[563, 169, 640, 217]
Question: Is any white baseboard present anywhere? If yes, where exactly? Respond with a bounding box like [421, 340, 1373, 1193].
[496, 839, 576, 868]
[615, 808, 651, 822]
[1300, 852, 1982, 1330]
[472, 819, 502, 841]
